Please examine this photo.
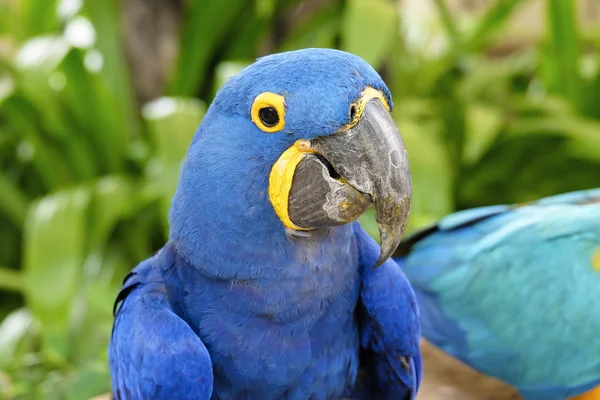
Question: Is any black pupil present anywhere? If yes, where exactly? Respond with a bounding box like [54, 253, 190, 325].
[259, 107, 279, 127]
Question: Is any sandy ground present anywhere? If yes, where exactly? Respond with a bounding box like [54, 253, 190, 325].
[90, 341, 522, 400]
[418, 341, 521, 400]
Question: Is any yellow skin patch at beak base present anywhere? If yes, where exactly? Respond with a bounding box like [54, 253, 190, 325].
[345, 86, 391, 130]
[268, 87, 389, 230]
[268, 140, 315, 230]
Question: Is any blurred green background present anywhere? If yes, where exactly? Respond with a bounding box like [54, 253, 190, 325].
[0, 0, 599, 398]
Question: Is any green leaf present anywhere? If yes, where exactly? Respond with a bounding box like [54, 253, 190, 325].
[457, 52, 536, 102]
[54, 47, 125, 173]
[542, 0, 582, 109]
[280, 3, 342, 52]
[83, 1, 139, 140]
[168, 0, 249, 96]
[66, 364, 110, 400]
[255, 0, 277, 19]
[0, 309, 34, 369]
[13, 36, 101, 179]
[341, 0, 398, 69]
[395, 112, 454, 230]
[19, 0, 59, 37]
[23, 187, 91, 338]
[468, 0, 528, 51]
[462, 103, 503, 165]
[87, 176, 134, 251]
[507, 115, 600, 162]
[14, 35, 70, 73]
[143, 97, 206, 235]
[0, 173, 29, 227]
[0, 267, 23, 293]
[2, 96, 67, 190]
[431, 0, 462, 48]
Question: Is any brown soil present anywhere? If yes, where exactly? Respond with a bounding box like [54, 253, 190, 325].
[417, 340, 522, 400]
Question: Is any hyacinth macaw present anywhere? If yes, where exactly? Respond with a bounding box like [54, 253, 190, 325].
[109, 48, 422, 399]
[394, 188, 600, 400]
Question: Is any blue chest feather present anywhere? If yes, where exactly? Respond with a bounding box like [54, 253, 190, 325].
[163, 225, 362, 399]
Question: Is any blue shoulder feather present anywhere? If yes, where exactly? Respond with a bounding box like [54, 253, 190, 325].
[351, 222, 422, 400]
[109, 248, 213, 400]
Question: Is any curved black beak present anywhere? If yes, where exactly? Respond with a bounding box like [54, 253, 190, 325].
[288, 99, 412, 267]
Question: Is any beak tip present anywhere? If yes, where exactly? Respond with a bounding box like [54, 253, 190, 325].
[372, 215, 409, 269]
[372, 257, 385, 269]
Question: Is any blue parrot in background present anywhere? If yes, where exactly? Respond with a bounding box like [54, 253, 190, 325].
[394, 188, 600, 400]
[109, 48, 421, 399]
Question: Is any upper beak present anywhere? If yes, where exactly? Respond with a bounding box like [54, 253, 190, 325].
[269, 90, 412, 267]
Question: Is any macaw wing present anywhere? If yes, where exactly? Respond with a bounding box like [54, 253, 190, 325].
[395, 188, 600, 399]
[109, 256, 213, 400]
[351, 223, 422, 400]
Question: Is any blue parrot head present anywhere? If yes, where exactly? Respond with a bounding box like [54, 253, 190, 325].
[170, 48, 412, 268]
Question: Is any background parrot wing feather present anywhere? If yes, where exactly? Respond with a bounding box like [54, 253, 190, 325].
[394, 188, 600, 399]
[109, 255, 214, 400]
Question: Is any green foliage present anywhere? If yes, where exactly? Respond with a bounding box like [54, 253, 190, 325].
[1, 0, 599, 398]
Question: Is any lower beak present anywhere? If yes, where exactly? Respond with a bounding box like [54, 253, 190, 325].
[269, 98, 412, 267]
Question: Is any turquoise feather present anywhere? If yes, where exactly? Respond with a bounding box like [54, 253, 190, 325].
[396, 188, 600, 400]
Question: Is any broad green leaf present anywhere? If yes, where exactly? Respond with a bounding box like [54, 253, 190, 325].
[0, 173, 29, 227]
[462, 104, 503, 165]
[0, 309, 34, 368]
[542, 0, 582, 109]
[457, 52, 536, 102]
[341, 0, 398, 69]
[280, 3, 342, 52]
[460, 134, 599, 207]
[0, 1, 20, 38]
[223, 18, 269, 62]
[19, 0, 59, 38]
[83, 251, 125, 318]
[13, 37, 100, 179]
[468, 0, 527, 51]
[0, 75, 15, 105]
[507, 93, 574, 116]
[0, 267, 22, 293]
[255, 0, 277, 19]
[395, 113, 454, 230]
[169, 0, 248, 96]
[507, 115, 600, 162]
[23, 187, 91, 343]
[1, 97, 67, 190]
[14, 36, 70, 72]
[87, 176, 134, 251]
[58, 48, 125, 173]
[143, 97, 206, 235]
[83, 0, 139, 140]
[431, 0, 462, 48]
[66, 364, 110, 400]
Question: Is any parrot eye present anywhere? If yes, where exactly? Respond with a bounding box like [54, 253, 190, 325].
[259, 107, 279, 127]
[251, 92, 286, 133]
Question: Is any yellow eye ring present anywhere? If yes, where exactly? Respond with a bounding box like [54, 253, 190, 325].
[251, 92, 286, 133]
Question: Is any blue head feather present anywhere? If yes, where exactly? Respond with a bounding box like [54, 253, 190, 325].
[169, 48, 392, 278]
